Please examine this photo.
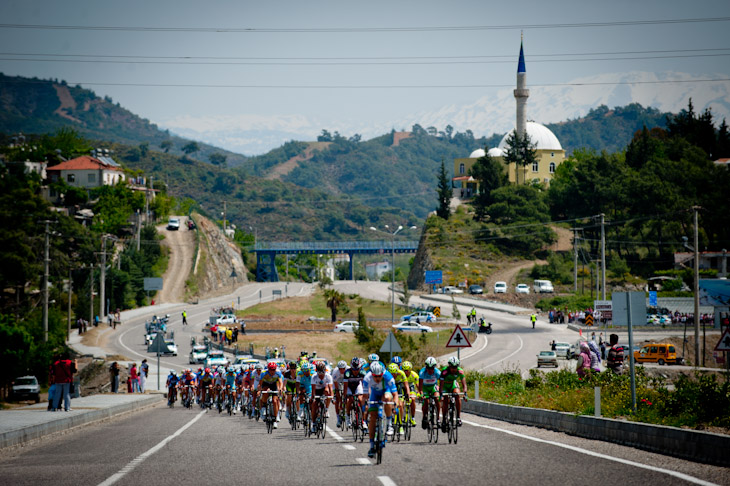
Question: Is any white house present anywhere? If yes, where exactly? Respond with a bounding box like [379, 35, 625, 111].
[46, 155, 125, 189]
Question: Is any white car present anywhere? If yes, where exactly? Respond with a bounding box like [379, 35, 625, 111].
[393, 321, 433, 333]
[553, 342, 571, 358]
[163, 340, 178, 356]
[400, 311, 436, 323]
[231, 357, 259, 371]
[205, 350, 228, 369]
[189, 345, 208, 364]
[334, 321, 359, 333]
[443, 286, 464, 294]
[494, 281, 507, 293]
[212, 313, 237, 325]
[537, 351, 558, 368]
[167, 218, 180, 231]
[516, 284, 530, 294]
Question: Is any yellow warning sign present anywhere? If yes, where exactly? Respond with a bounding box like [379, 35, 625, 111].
[432, 307, 441, 317]
[585, 314, 594, 327]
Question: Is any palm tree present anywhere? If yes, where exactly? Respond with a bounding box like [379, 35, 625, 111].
[324, 289, 345, 323]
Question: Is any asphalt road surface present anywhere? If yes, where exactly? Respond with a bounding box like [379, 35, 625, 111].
[1, 401, 726, 486]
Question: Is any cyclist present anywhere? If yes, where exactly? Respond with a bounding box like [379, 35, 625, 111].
[166, 369, 179, 405]
[391, 356, 403, 368]
[440, 356, 467, 432]
[250, 362, 264, 417]
[180, 369, 197, 405]
[214, 366, 226, 404]
[296, 363, 314, 421]
[198, 368, 214, 409]
[401, 361, 419, 426]
[418, 357, 441, 430]
[282, 361, 299, 420]
[344, 357, 365, 428]
[387, 363, 409, 434]
[363, 361, 398, 458]
[224, 367, 237, 414]
[310, 362, 333, 434]
[258, 362, 284, 428]
[331, 360, 348, 427]
[234, 366, 246, 411]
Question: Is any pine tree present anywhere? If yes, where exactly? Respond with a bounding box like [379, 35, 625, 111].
[436, 159, 452, 220]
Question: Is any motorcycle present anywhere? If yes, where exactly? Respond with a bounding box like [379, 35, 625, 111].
[478, 321, 493, 334]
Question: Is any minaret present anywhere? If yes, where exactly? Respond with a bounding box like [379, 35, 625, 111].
[514, 33, 529, 139]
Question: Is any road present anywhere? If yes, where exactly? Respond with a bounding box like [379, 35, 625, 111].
[156, 216, 194, 304]
[1, 400, 725, 485]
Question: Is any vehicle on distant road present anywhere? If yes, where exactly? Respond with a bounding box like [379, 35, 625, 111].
[468, 284, 483, 295]
[393, 321, 433, 333]
[333, 321, 359, 333]
[400, 311, 435, 323]
[533, 279, 554, 293]
[11, 376, 40, 402]
[162, 339, 178, 356]
[494, 281, 507, 294]
[443, 286, 464, 294]
[189, 345, 208, 364]
[516, 283, 530, 294]
[205, 350, 228, 368]
[231, 356, 259, 371]
[634, 343, 683, 365]
[553, 342, 571, 358]
[167, 217, 180, 231]
[537, 351, 558, 368]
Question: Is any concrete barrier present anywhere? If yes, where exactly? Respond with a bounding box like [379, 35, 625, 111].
[463, 399, 730, 466]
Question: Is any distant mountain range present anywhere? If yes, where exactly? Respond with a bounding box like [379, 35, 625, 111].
[161, 71, 730, 155]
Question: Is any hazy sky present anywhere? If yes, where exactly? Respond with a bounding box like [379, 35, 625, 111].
[2, 0, 729, 148]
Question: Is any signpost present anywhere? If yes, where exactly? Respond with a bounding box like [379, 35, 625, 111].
[594, 300, 612, 322]
[445, 324, 471, 360]
[149, 332, 167, 391]
[613, 291, 646, 412]
[143, 277, 163, 291]
[715, 329, 730, 371]
[380, 331, 402, 363]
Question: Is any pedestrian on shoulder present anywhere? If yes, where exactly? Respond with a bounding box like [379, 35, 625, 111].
[606, 334, 624, 374]
[130, 363, 139, 393]
[576, 342, 592, 378]
[52, 353, 77, 411]
[110, 362, 120, 393]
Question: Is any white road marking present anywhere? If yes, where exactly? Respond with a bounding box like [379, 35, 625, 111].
[459, 333, 488, 361]
[326, 426, 345, 442]
[478, 334, 524, 371]
[378, 477, 398, 486]
[356, 458, 372, 465]
[97, 411, 205, 486]
[461, 419, 718, 486]
[343, 444, 356, 450]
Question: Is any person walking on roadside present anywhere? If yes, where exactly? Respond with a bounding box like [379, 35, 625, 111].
[530, 313, 537, 329]
[52, 353, 77, 411]
[139, 359, 149, 393]
[606, 334, 625, 374]
[182, 310, 188, 326]
[576, 342, 592, 378]
[110, 362, 120, 393]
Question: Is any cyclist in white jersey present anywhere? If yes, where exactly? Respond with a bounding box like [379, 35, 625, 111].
[310, 362, 333, 433]
[331, 360, 347, 428]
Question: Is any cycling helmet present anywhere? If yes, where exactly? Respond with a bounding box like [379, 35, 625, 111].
[337, 360, 347, 369]
[316, 362, 326, 373]
[387, 363, 399, 375]
[169, 369, 176, 374]
[227, 366, 234, 373]
[197, 367, 203, 373]
[425, 357, 437, 368]
[301, 363, 311, 373]
[289, 361, 298, 369]
[267, 362, 277, 371]
[391, 356, 403, 365]
[204, 368, 211, 373]
[255, 362, 264, 370]
[368, 353, 380, 363]
[369, 361, 385, 376]
[402, 361, 413, 371]
[300, 351, 308, 357]
[350, 357, 360, 368]
[448, 356, 460, 367]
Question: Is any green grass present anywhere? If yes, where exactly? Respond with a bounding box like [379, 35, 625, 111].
[240, 291, 402, 320]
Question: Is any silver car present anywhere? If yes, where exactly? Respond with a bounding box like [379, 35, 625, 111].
[537, 351, 558, 368]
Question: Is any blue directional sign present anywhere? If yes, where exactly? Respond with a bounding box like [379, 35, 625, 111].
[424, 270, 443, 284]
[649, 291, 657, 307]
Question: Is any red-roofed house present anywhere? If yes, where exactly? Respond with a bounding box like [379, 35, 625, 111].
[47, 155, 126, 189]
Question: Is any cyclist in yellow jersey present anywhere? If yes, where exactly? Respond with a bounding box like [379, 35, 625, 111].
[401, 361, 419, 426]
[387, 363, 409, 433]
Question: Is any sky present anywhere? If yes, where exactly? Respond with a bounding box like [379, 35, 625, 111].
[1, 0, 729, 154]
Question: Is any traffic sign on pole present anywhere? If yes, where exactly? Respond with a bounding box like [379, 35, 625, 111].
[714, 329, 730, 351]
[446, 325, 471, 348]
[380, 331, 402, 363]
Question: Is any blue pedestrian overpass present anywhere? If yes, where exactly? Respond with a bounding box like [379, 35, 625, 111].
[253, 240, 419, 282]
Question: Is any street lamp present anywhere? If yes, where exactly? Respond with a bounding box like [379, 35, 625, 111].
[370, 225, 417, 322]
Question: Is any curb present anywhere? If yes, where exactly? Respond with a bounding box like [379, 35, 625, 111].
[0, 394, 164, 450]
[464, 399, 730, 466]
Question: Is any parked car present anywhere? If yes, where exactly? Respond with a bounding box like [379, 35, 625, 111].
[393, 321, 433, 333]
[11, 375, 40, 402]
[189, 345, 208, 364]
[167, 217, 180, 231]
[443, 285, 464, 294]
[333, 320, 359, 333]
[533, 279, 554, 293]
[468, 284, 483, 295]
[516, 283, 530, 294]
[494, 281, 507, 293]
[553, 342, 571, 358]
[634, 343, 683, 365]
[400, 311, 435, 323]
[537, 351, 558, 368]
[231, 356, 259, 371]
[205, 350, 228, 368]
[210, 313, 237, 326]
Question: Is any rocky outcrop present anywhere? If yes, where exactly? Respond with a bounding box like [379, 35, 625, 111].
[407, 229, 432, 290]
[193, 214, 247, 298]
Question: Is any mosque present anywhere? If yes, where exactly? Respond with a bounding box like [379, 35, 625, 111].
[453, 38, 565, 197]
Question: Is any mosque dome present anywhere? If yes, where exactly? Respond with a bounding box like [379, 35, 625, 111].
[469, 148, 486, 158]
[487, 147, 504, 157]
[497, 121, 563, 151]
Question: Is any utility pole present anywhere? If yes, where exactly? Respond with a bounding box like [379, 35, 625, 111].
[67, 266, 73, 340]
[89, 265, 94, 325]
[136, 209, 141, 251]
[572, 228, 578, 293]
[100, 236, 107, 321]
[600, 213, 606, 300]
[39, 220, 56, 342]
[223, 200, 227, 234]
[693, 206, 700, 367]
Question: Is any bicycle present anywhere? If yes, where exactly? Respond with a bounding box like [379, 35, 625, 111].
[183, 385, 195, 409]
[401, 394, 413, 441]
[225, 388, 235, 416]
[368, 400, 394, 465]
[442, 392, 466, 444]
[167, 386, 177, 408]
[349, 394, 365, 442]
[285, 392, 298, 430]
[262, 390, 279, 434]
[311, 395, 328, 439]
[301, 395, 312, 437]
[425, 395, 439, 443]
[336, 388, 347, 431]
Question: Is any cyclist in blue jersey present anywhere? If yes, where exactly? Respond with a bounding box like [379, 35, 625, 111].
[363, 361, 398, 458]
[296, 363, 314, 421]
[418, 357, 441, 430]
[224, 367, 237, 414]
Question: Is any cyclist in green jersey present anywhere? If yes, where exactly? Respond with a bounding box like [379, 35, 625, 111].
[440, 356, 467, 432]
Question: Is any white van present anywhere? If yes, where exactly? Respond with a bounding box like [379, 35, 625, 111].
[533, 279, 554, 293]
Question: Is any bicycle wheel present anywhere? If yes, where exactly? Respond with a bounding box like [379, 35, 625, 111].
[376, 416, 383, 465]
[448, 408, 454, 444]
[427, 407, 434, 443]
[319, 402, 328, 439]
[453, 414, 459, 444]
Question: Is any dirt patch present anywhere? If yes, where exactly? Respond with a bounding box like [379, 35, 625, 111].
[53, 84, 83, 123]
[80, 324, 117, 351]
[266, 142, 331, 180]
[549, 225, 573, 252]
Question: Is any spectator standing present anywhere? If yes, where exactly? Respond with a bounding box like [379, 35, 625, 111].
[226, 327, 233, 345]
[281, 345, 286, 358]
[606, 334, 625, 374]
[600, 340, 606, 360]
[47, 356, 57, 411]
[587, 341, 602, 371]
[576, 342, 592, 378]
[140, 359, 149, 393]
[110, 362, 120, 393]
[274, 347, 279, 359]
[182, 310, 188, 326]
[130, 363, 139, 393]
[52, 353, 77, 411]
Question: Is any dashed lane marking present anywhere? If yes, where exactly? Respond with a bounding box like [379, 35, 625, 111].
[378, 477, 398, 486]
[326, 425, 345, 442]
[478, 334, 524, 371]
[356, 458, 372, 465]
[343, 444, 356, 450]
[97, 411, 205, 486]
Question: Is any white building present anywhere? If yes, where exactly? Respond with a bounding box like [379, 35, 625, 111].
[46, 155, 125, 189]
[365, 261, 391, 281]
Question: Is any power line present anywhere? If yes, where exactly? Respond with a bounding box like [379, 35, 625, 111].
[1, 17, 729, 33]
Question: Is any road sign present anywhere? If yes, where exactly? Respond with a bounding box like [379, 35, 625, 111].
[612, 292, 647, 326]
[143, 277, 163, 291]
[380, 332, 402, 354]
[147, 331, 167, 354]
[432, 306, 441, 317]
[425, 270, 443, 284]
[584, 314, 594, 326]
[649, 291, 657, 307]
[446, 325, 471, 348]
[594, 300, 612, 312]
[715, 329, 730, 351]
